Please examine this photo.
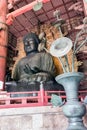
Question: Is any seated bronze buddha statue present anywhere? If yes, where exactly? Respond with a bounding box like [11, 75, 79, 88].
[6, 32, 63, 96]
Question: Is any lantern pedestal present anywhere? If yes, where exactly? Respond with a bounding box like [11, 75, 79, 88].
[56, 72, 87, 130]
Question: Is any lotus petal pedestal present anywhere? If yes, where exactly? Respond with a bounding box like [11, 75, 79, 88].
[56, 72, 87, 130]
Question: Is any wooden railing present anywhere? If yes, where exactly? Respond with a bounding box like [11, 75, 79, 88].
[0, 88, 87, 108]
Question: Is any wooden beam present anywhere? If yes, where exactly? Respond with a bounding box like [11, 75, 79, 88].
[6, 0, 50, 25]
[75, 0, 87, 30]
[83, 0, 87, 16]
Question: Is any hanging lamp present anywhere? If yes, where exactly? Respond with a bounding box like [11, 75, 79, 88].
[33, 0, 43, 11]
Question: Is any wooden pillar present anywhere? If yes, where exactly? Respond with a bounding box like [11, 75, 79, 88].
[83, 0, 87, 16]
[0, 0, 8, 90]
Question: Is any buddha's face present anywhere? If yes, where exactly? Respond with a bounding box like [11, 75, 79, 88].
[24, 37, 37, 54]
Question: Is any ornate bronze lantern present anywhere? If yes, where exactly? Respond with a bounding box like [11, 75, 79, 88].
[50, 18, 87, 130]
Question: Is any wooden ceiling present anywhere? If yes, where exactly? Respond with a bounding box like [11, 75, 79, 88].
[8, 0, 84, 38]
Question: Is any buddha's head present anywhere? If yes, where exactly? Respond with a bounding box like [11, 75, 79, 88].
[23, 32, 40, 55]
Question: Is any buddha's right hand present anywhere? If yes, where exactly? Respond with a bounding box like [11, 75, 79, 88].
[23, 64, 33, 74]
[24, 64, 40, 74]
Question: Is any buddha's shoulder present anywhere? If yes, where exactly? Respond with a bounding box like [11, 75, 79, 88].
[17, 57, 28, 65]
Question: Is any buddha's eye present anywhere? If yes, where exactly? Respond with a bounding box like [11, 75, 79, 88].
[24, 41, 28, 46]
[29, 40, 34, 44]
